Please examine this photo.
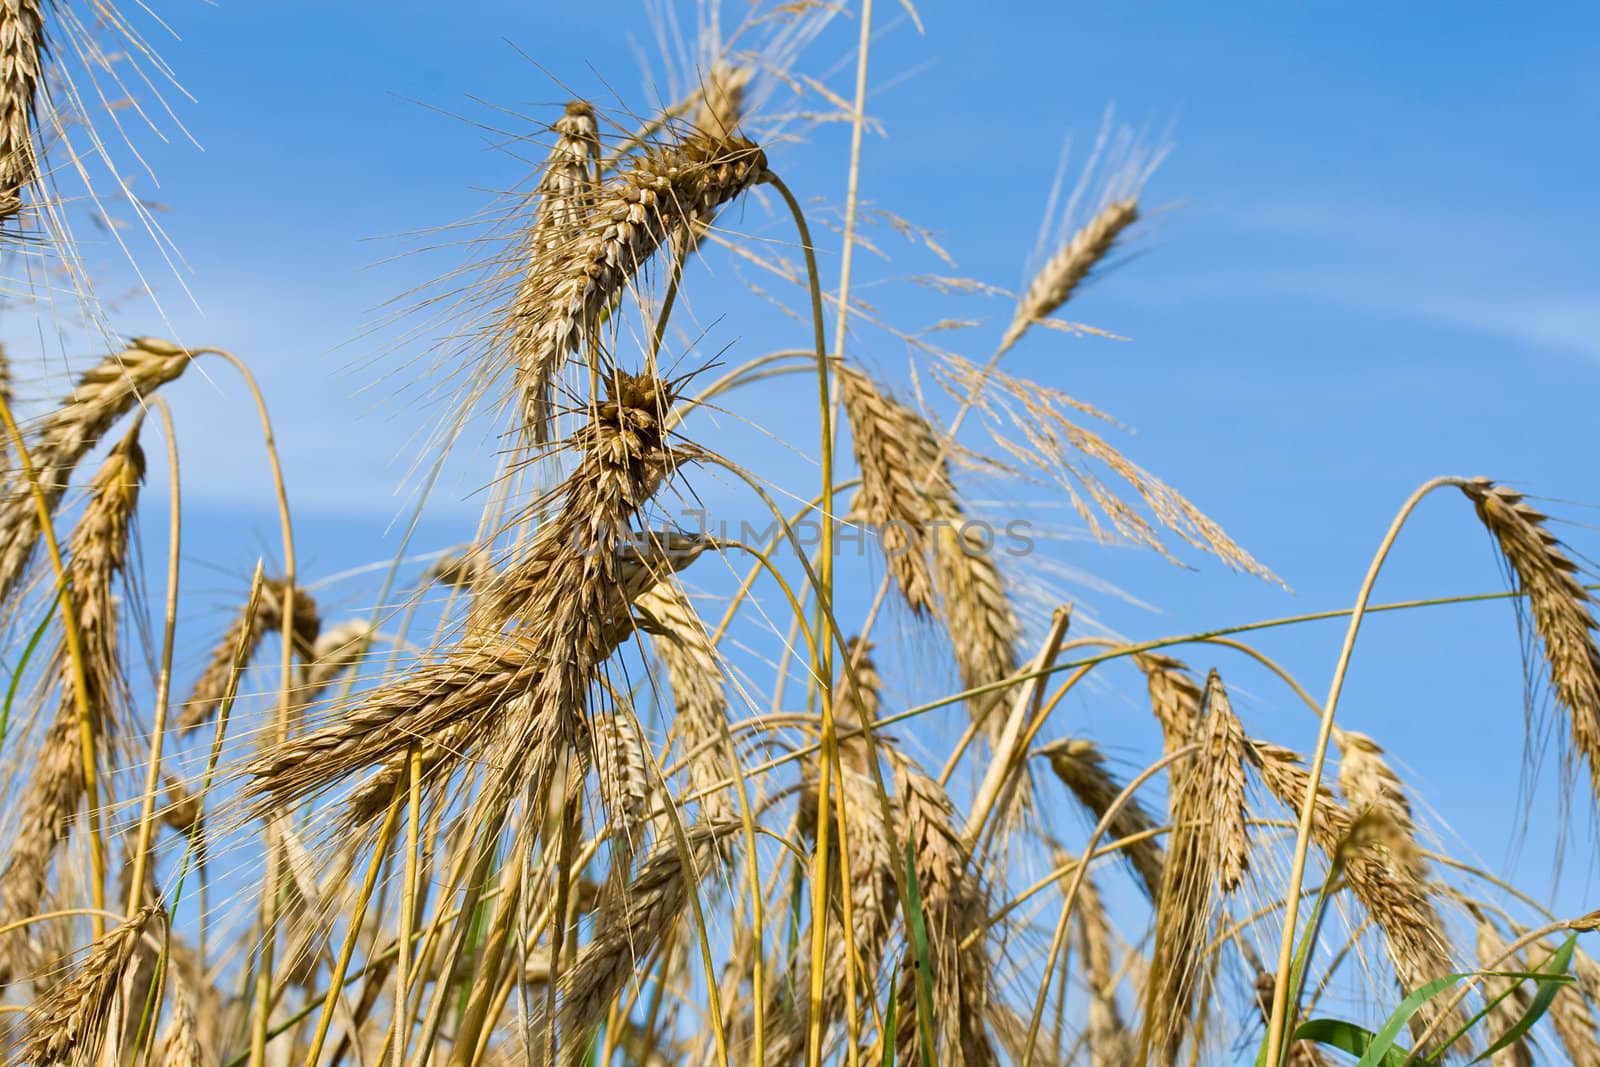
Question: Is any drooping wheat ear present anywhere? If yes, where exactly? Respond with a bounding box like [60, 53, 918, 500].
[0, 0, 46, 224]
[1077, 875, 1138, 1067]
[550, 820, 738, 1050]
[1530, 934, 1600, 1064]
[177, 577, 319, 733]
[1133, 651, 1204, 753]
[0, 340, 193, 602]
[254, 373, 696, 826]
[1473, 915, 1534, 1067]
[635, 577, 736, 825]
[508, 130, 765, 441]
[1145, 670, 1248, 1065]
[0, 419, 144, 986]
[1039, 738, 1164, 898]
[769, 765, 899, 1064]
[593, 709, 652, 871]
[1333, 727, 1427, 879]
[18, 905, 162, 1067]
[838, 362, 952, 616]
[1246, 740, 1464, 1048]
[297, 618, 375, 704]
[893, 763, 998, 1066]
[933, 517, 1022, 738]
[997, 197, 1139, 356]
[1458, 478, 1600, 807]
[507, 100, 601, 442]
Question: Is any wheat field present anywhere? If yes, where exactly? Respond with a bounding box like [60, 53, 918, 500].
[1, 2, 1598, 1065]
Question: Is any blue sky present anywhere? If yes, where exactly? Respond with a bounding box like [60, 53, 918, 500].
[8, 0, 1599, 984]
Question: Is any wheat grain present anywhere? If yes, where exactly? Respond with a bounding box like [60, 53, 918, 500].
[1077, 876, 1137, 1067]
[933, 517, 1021, 738]
[838, 362, 950, 616]
[635, 577, 736, 825]
[507, 100, 601, 442]
[1474, 915, 1533, 1067]
[1134, 651, 1204, 753]
[552, 820, 739, 1051]
[506, 131, 765, 442]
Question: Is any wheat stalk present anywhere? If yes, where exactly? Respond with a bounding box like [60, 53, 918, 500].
[0, 419, 144, 987]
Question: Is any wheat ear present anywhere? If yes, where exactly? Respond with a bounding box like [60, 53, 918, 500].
[18, 905, 162, 1067]
[1248, 740, 1464, 1048]
[997, 197, 1139, 355]
[894, 762, 998, 1066]
[0, 0, 46, 223]
[0, 340, 193, 601]
[177, 577, 320, 733]
[1040, 738, 1164, 898]
[0, 419, 145, 987]
[1144, 670, 1248, 1065]
[1459, 478, 1600, 808]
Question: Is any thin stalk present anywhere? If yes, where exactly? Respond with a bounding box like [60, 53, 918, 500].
[0, 390, 106, 931]
[1263, 475, 1458, 1064]
[1021, 745, 1197, 1067]
[125, 398, 180, 915]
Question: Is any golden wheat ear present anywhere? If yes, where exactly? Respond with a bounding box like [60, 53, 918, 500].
[1458, 478, 1600, 809]
[17, 905, 163, 1067]
[0, 340, 195, 603]
[1040, 738, 1165, 898]
[0, 0, 47, 225]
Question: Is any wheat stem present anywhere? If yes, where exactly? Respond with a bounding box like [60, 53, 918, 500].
[1263, 476, 1455, 1066]
[124, 399, 180, 917]
[0, 386, 106, 932]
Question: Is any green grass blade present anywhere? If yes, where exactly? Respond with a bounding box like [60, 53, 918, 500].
[903, 841, 936, 1067]
[1468, 936, 1577, 1064]
[1293, 1018, 1410, 1066]
[0, 590, 61, 749]
[1355, 974, 1465, 1067]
